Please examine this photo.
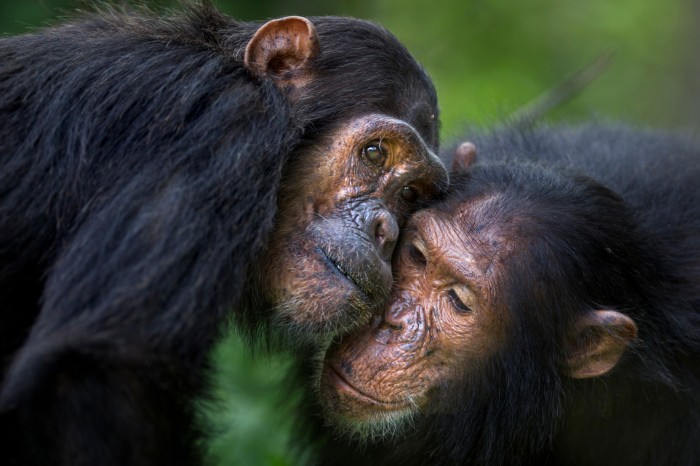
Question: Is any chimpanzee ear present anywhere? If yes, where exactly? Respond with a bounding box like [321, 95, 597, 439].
[451, 141, 477, 172]
[244, 16, 320, 89]
[564, 310, 638, 379]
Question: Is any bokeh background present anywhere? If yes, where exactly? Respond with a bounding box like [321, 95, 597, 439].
[2, 0, 698, 464]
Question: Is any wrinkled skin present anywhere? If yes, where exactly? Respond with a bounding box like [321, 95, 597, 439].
[319, 204, 510, 430]
[317, 126, 700, 466]
[264, 115, 448, 339]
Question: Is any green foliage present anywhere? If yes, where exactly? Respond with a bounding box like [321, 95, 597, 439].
[1, 0, 696, 464]
[388, 0, 693, 136]
[204, 337, 310, 466]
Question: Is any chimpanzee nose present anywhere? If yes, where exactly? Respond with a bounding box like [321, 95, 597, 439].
[370, 211, 399, 261]
[374, 291, 426, 345]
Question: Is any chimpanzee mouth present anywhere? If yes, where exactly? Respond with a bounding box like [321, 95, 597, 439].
[317, 247, 371, 299]
[327, 364, 408, 410]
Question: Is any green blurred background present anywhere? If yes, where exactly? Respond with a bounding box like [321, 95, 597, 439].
[2, 0, 698, 464]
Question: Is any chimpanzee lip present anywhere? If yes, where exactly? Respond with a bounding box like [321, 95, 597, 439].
[328, 364, 407, 409]
[317, 246, 371, 299]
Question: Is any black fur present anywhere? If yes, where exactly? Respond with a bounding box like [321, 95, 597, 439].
[0, 3, 438, 465]
[369, 124, 700, 465]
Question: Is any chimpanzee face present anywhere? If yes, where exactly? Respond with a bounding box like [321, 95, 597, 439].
[317, 203, 508, 434]
[318, 185, 638, 439]
[262, 115, 448, 341]
[238, 15, 448, 343]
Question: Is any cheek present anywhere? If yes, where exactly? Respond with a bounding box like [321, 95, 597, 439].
[261, 156, 331, 300]
[261, 209, 313, 290]
[434, 306, 502, 383]
[285, 135, 364, 217]
[260, 230, 374, 336]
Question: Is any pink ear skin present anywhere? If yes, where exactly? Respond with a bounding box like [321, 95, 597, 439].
[565, 310, 638, 379]
[244, 16, 320, 89]
[451, 141, 477, 173]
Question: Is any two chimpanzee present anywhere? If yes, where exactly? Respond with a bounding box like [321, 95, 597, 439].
[3, 2, 698, 465]
[320, 124, 700, 466]
[0, 3, 448, 465]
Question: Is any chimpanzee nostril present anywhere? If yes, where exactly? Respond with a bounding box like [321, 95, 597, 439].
[371, 211, 399, 261]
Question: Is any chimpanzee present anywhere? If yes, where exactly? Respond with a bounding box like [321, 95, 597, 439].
[319, 124, 700, 465]
[0, 2, 448, 465]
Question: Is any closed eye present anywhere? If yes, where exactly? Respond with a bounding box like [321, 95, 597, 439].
[407, 241, 427, 268]
[448, 288, 472, 313]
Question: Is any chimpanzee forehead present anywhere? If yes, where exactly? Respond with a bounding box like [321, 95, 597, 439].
[408, 207, 505, 283]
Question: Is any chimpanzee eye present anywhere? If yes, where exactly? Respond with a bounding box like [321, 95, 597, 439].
[362, 141, 387, 166]
[448, 288, 472, 314]
[407, 241, 427, 268]
[401, 186, 418, 203]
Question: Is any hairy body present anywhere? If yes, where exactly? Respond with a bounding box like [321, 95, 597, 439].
[0, 3, 447, 465]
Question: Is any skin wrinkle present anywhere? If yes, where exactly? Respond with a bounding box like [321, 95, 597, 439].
[314, 125, 700, 465]
[263, 112, 447, 338]
[319, 197, 510, 434]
